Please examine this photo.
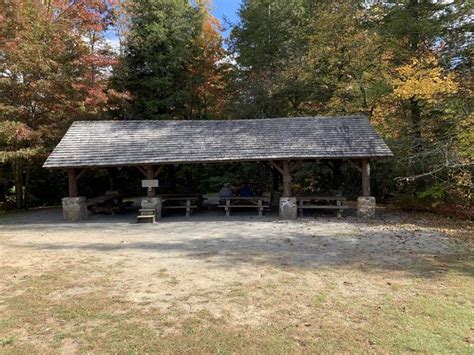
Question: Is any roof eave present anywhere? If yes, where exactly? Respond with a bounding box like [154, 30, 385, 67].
[42, 154, 394, 170]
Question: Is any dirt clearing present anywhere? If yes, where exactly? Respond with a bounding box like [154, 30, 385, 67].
[1, 208, 472, 353]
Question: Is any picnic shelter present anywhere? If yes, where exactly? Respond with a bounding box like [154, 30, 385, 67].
[43, 116, 393, 221]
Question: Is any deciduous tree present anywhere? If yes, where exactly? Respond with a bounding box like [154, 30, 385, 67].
[0, 0, 119, 207]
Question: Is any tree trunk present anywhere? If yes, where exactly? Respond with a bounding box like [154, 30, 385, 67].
[24, 166, 29, 208]
[408, 0, 420, 53]
[14, 161, 23, 209]
[410, 98, 422, 153]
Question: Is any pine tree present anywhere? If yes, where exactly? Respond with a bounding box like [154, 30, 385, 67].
[229, 0, 312, 118]
[113, 0, 202, 120]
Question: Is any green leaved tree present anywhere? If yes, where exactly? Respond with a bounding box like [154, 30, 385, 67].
[112, 0, 203, 120]
[229, 0, 312, 118]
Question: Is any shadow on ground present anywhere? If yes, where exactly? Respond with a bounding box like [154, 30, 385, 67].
[2, 207, 472, 279]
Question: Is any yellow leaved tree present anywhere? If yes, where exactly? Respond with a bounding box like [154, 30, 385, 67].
[392, 54, 458, 102]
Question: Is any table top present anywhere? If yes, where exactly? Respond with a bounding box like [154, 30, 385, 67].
[297, 196, 346, 201]
[158, 193, 202, 197]
[163, 197, 201, 201]
[221, 196, 269, 201]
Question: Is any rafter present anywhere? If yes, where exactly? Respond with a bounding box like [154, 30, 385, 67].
[269, 160, 284, 175]
[136, 166, 147, 177]
[154, 165, 164, 178]
[346, 160, 362, 172]
[290, 161, 303, 173]
[75, 168, 88, 181]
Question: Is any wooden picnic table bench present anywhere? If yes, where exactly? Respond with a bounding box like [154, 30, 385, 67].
[161, 195, 203, 217]
[137, 208, 157, 223]
[297, 196, 348, 218]
[87, 194, 131, 215]
[218, 196, 270, 217]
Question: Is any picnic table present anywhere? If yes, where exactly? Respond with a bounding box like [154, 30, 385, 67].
[161, 194, 204, 217]
[297, 196, 348, 218]
[218, 196, 270, 217]
[87, 193, 131, 214]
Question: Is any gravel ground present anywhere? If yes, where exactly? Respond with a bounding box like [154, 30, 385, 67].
[0, 207, 472, 353]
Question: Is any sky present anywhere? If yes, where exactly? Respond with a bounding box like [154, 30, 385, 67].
[212, 0, 242, 38]
[105, 0, 242, 51]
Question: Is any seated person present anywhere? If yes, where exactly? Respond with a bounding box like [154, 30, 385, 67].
[219, 183, 233, 199]
[239, 183, 252, 197]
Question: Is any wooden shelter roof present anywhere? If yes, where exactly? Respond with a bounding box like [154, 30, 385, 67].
[43, 116, 393, 169]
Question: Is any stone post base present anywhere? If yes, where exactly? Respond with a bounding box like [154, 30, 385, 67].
[357, 196, 376, 218]
[279, 197, 297, 220]
[141, 197, 162, 219]
[62, 197, 88, 222]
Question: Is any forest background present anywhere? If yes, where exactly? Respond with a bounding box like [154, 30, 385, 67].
[0, 0, 472, 218]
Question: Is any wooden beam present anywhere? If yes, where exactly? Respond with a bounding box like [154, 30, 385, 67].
[68, 169, 78, 197]
[361, 159, 371, 197]
[136, 166, 147, 177]
[154, 165, 164, 178]
[269, 161, 284, 175]
[76, 168, 87, 181]
[346, 159, 362, 172]
[282, 160, 292, 197]
[145, 166, 154, 179]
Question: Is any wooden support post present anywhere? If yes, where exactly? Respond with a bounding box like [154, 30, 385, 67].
[185, 199, 191, 218]
[225, 199, 230, 217]
[282, 161, 292, 197]
[145, 166, 156, 197]
[68, 169, 78, 197]
[361, 159, 371, 197]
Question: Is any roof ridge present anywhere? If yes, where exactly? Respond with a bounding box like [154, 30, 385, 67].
[72, 115, 368, 124]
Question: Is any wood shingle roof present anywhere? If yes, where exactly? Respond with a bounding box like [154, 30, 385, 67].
[43, 116, 393, 169]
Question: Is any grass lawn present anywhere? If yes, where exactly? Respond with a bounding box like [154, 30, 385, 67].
[0, 208, 472, 353]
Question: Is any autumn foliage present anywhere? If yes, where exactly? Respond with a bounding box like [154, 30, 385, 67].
[187, 0, 229, 119]
[0, 0, 121, 207]
[0, 0, 472, 214]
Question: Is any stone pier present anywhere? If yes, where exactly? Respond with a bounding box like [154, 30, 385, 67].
[141, 197, 162, 219]
[62, 197, 88, 222]
[279, 197, 297, 220]
[357, 196, 376, 218]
